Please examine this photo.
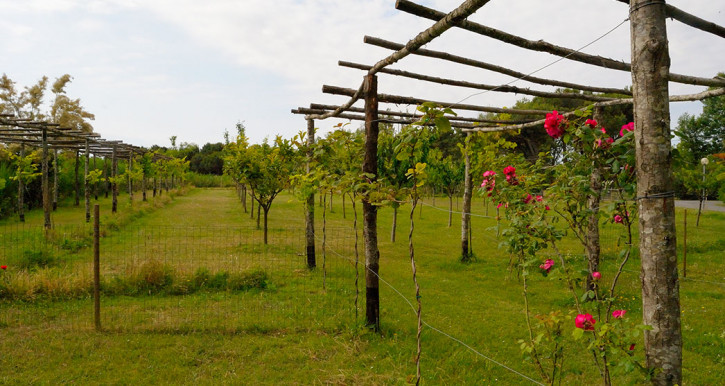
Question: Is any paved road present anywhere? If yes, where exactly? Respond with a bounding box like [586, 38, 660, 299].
[675, 200, 725, 213]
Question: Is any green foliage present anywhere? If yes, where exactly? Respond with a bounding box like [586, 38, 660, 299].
[19, 248, 60, 271]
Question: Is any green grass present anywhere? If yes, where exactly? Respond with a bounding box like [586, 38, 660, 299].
[0, 188, 723, 384]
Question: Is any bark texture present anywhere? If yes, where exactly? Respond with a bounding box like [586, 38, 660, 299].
[363, 74, 380, 330]
[305, 118, 316, 269]
[630, 1, 682, 383]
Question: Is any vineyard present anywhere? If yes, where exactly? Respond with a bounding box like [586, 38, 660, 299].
[2, 0, 725, 384]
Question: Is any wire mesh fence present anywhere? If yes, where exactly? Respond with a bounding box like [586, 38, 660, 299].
[0, 223, 362, 333]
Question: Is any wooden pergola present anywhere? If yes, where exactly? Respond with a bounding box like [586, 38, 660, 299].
[0, 114, 160, 227]
[292, 0, 725, 383]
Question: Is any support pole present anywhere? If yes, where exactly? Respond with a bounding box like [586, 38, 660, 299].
[93, 204, 101, 331]
[362, 74, 380, 331]
[585, 106, 604, 291]
[111, 146, 118, 213]
[305, 118, 317, 269]
[461, 132, 473, 262]
[53, 149, 59, 211]
[74, 150, 80, 207]
[18, 144, 25, 222]
[42, 128, 51, 230]
[84, 140, 90, 223]
[630, 1, 682, 383]
[128, 153, 134, 203]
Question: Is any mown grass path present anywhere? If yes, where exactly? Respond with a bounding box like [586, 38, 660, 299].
[1, 187, 723, 384]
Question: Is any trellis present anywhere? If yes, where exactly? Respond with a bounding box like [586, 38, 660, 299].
[0, 114, 161, 228]
[292, 0, 724, 383]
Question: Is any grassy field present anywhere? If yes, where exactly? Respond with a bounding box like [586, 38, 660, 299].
[1, 187, 723, 384]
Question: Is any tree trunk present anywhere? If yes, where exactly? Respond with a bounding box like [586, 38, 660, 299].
[18, 144, 25, 222]
[448, 194, 453, 227]
[242, 184, 247, 213]
[461, 136, 472, 262]
[342, 192, 346, 219]
[256, 200, 261, 229]
[329, 190, 333, 212]
[263, 206, 269, 244]
[42, 129, 51, 230]
[74, 150, 80, 207]
[250, 189, 255, 219]
[142, 176, 147, 202]
[391, 205, 398, 243]
[305, 118, 316, 269]
[153, 177, 157, 197]
[363, 74, 380, 331]
[630, 1, 682, 383]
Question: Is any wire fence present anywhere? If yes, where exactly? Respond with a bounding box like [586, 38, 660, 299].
[0, 223, 361, 332]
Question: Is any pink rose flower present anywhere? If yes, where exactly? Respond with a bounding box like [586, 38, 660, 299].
[535, 195, 543, 202]
[614, 215, 623, 224]
[503, 166, 516, 176]
[539, 259, 555, 273]
[575, 313, 596, 330]
[523, 194, 533, 204]
[619, 122, 634, 137]
[600, 127, 607, 134]
[585, 119, 598, 128]
[544, 110, 567, 139]
[612, 310, 627, 319]
[592, 271, 601, 280]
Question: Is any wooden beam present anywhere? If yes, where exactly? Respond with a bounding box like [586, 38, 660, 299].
[323, 85, 556, 115]
[463, 87, 725, 132]
[396, 0, 725, 87]
[616, 0, 725, 39]
[364, 36, 632, 95]
[306, 0, 492, 120]
[339, 60, 617, 102]
[309, 103, 535, 124]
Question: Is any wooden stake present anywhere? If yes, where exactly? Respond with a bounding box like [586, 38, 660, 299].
[93, 204, 101, 331]
[305, 118, 316, 269]
[84, 139, 90, 223]
[18, 144, 25, 222]
[363, 74, 381, 331]
[42, 128, 51, 230]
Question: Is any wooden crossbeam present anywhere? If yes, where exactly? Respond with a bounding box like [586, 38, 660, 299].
[396, 0, 725, 87]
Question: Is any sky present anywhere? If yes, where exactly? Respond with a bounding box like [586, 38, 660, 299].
[0, 0, 723, 148]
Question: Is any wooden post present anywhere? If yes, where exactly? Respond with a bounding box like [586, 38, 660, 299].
[128, 153, 134, 203]
[585, 106, 604, 291]
[461, 133, 473, 262]
[18, 144, 25, 222]
[74, 150, 80, 207]
[104, 157, 110, 199]
[630, 1, 682, 383]
[93, 204, 101, 331]
[84, 140, 90, 223]
[93, 155, 98, 200]
[53, 149, 59, 211]
[305, 118, 316, 269]
[141, 156, 147, 202]
[42, 128, 51, 230]
[362, 74, 381, 331]
[683, 210, 687, 278]
[111, 146, 118, 213]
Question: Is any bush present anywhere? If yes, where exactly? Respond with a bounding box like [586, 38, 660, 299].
[19, 249, 59, 271]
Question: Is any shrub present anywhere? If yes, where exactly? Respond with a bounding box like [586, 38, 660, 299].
[19, 249, 59, 271]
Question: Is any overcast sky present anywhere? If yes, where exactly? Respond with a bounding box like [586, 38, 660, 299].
[1, 0, 723, 148]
